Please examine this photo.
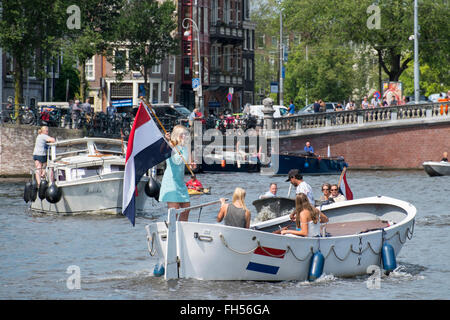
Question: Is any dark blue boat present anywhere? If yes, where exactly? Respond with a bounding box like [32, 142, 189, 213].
[197, 151, 261, 173]
[263, 151, 347, 175]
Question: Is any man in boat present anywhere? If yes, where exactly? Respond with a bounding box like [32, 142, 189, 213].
[186, 174, 204, 192]
[259, 183, 278, 199]
[286, 169, 315, 205]
[303, 141, 314, 154]
[441, 152, 448, 162]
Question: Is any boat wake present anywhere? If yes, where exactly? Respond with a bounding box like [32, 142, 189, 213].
[252, 206, 291, 223]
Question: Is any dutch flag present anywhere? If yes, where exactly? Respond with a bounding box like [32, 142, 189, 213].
[122, 102, 172, 226]
[339, 167, 354, 200]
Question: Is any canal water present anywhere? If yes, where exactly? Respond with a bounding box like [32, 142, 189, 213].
[0, 170, 448, 300]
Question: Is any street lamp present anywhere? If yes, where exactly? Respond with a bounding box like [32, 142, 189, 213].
[182, 18, 203, 114]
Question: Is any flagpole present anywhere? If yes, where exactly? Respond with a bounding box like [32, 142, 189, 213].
[139, 97, 196, 177]
[337, 166, 347, 189]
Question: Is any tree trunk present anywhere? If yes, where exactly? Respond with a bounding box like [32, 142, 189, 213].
[13, 62, 23, 123]
[80, 61, 86, 102]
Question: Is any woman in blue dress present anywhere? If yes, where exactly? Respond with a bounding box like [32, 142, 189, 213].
[159, 125, 192, 221]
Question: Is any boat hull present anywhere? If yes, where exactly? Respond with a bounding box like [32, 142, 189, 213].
[266, 153, 346, 175]
[146, 196, 416, 281]
[30, 173, 151, 215]
[423, 161, 450, 176]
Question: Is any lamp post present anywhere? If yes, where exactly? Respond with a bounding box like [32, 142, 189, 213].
[413, 0, 420, 104]
[182, 17, 203, 114]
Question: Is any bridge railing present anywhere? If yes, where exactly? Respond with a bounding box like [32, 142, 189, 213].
[272, 102, 449, 132]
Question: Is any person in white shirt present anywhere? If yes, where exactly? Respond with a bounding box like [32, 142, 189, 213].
[286, 169, 314, 205]
[259, 183, 278, 199]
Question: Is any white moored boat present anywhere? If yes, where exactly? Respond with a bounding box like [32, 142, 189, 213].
[422, 161, 450, 177]
[145, 196, 416, 281]
[28, 137, 155, 215]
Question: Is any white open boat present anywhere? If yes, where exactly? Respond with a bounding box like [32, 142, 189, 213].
[422, 161, 450, 176]
[145, 196, 416, 281]
[28, 137, 154, 215]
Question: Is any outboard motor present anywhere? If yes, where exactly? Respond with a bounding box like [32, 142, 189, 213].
[46, 182, 62, 203]
[38, 180, 49, 200]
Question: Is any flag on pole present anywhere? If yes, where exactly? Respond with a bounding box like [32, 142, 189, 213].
[122, 102, 172, 226]
[339, 168, 353, 200]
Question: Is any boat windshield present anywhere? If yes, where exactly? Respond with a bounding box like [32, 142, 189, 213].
[54, 142, 89, 160]
[94, 142, 126, 155]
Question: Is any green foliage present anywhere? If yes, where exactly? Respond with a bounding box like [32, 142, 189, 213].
[54, 56, 80, 102]
[110, 0, 178, 100]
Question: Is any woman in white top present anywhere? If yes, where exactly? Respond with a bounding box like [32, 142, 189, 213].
[281, 193, 328, 237]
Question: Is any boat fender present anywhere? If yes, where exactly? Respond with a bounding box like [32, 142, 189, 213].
[38, 180, 49, 200]
[308, 250, 324, 281]
[221, 159, 226, 168]
[23, 181, 32, 203]
[153, 263, 165, 277]
[381, 241, 397, 273]
[304, 161, 309, 168]
[145, 176, 160, 200]
[45, 182, 62, 204]
[30, 180, 38, 202]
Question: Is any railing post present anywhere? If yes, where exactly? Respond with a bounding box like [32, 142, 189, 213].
[391, 109, 398, 121]
[164, 208, 178, 280]
[262, 98, 275, 130]
[357, 110, 364, 125]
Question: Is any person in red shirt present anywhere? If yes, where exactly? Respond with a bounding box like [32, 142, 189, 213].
[186, 174, 204, 191]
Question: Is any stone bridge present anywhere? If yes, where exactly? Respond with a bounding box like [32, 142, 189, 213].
[262, 100, 450, 169]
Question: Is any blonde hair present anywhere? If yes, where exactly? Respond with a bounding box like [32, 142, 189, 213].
[294, 193, 320, 227]
[232, 187, 248, 212]
[38, 126, 49, 135]
[170, 125, 188, 146]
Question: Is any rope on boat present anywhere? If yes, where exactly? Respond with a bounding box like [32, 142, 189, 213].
[218, 222, 415, 265]
[147, 232, 157, 256]
[219, 233, 259, 254]
[287, 245, 314, 261]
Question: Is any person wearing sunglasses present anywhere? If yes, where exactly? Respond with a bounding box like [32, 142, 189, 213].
[318, 183, 334, 204]
[329, 184, 346, 202]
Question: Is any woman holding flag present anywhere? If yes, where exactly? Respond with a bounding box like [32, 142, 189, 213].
[159, 125, 193, 221]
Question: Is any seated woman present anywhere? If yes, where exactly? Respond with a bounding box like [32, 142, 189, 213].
[217, 187, 251, 229]
[281, 193, 329, 237]
[186, 174, 204, 191]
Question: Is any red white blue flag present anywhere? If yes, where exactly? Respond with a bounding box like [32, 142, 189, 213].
[122, 102, 172, 226]
[339, 169, 354, 200]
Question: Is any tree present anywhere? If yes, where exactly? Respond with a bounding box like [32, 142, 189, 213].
[54, 56, 80, 102]
[0, 0, 66, 118]
[282, 0, 449, 82]
[64, 0, 124, 102]
[110, 0, 178, 102]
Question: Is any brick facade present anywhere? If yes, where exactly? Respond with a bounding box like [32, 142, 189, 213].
[280, 123, 450, 169]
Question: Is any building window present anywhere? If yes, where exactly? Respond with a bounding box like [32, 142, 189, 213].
[212, 0, 219, 24]
[5, 52, 13, 77]
[249, 59, 253, 81]
[244, 30, 248, 50]
[114, 50, 127, 72]
[85, 56, 95, 80]
[243, 59, 247, 80]
[169, 56, 176, 74]
[152, 63, 161, 74]
[152, 82, 160, 103]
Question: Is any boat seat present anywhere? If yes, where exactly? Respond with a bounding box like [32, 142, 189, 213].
[323, 220, 390, 237]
